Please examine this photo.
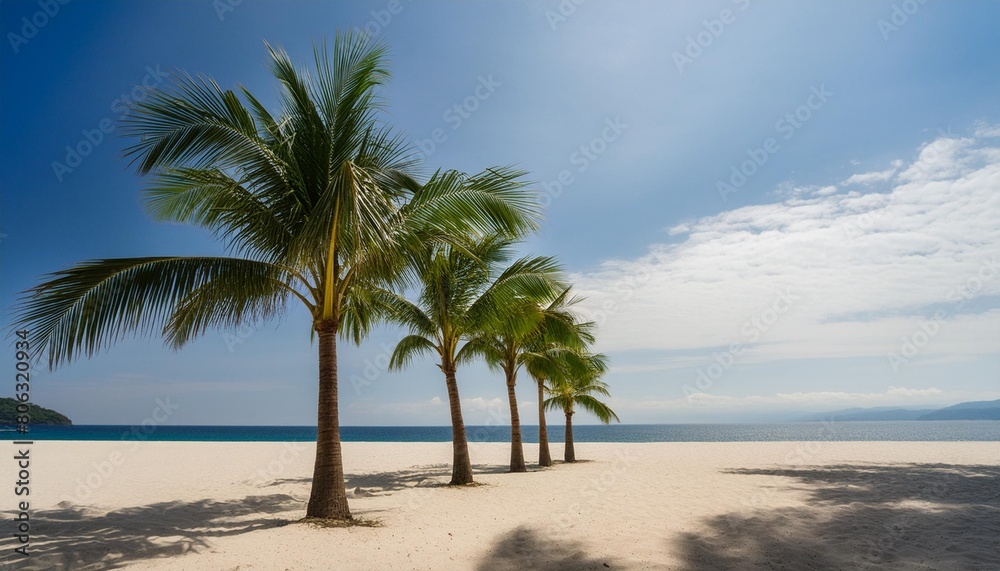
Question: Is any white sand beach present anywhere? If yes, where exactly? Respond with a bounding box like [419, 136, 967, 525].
[4, 441, 999, 570]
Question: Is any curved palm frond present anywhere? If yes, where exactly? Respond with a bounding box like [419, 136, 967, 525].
[388, 334, 438, 370]
[458, 333, 506, 372]
[467, 255, 564, 332]
[121, 69, 283, 181]
[574, 394, 620, 424]
[145, 167, 297, 262]
[165, 262, 302, 349]
[402, 167, 540, 242]
[544, 393, 573, 414]
[14, 257, 295, 368]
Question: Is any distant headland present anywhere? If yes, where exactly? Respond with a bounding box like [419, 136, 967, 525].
[794, 399, 1000, 422]
[0, 398, 72, 425]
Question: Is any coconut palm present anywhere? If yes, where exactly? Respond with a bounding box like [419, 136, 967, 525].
[523, 293, 596, 467]
[12, 34, 539, 520]
[469, 288, 593, 471]
[545, 355, 618, 462]
[382, 236, 562, 483]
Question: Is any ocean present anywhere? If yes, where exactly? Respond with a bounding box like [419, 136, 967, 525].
[3, 421, 999, 442]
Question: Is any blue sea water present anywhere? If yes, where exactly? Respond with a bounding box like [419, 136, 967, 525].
[3, 421, 999, 442]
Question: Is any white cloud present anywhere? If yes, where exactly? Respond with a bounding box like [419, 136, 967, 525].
[884, 386, 943, 397]
[974, 121, 1000, 138]
[842, 166, 897, 185]
[897, 136, 1000, 182]
[574, 130, 1000, 365]
[461, 397, 504, 411]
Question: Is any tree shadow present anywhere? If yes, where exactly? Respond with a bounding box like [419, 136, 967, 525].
[267, 463, 511, 493]
[476, 525, 620, 571]
[675, 463, 1000, 570]
[3, 494, 302, 571]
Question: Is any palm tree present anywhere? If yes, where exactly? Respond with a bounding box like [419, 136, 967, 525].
[545, 354, 618, 462]
[383, 236, 562, 483]
[13, 34, 539, 520]
[471, 288, 593, 471]
[523, 293, 595, 467]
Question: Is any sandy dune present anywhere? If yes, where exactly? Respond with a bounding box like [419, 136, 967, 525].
[2, 440, 998, 570]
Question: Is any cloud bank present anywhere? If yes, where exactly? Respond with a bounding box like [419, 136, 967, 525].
[574, 128, 1000, 368]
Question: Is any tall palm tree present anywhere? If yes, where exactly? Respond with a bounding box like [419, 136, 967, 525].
[470, 288, 592, 471]
[12, 34, 539, 520]
[545, 354, 618, 462]
[383, 236, 562, 483]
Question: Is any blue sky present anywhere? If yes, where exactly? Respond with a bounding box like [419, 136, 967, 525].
[1, 0, 998, 425]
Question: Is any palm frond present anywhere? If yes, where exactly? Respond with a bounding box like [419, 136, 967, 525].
[145, 167, 296, 261]
[402, 167, 541, 242]
[13, 257, 295, 368]
[467, 255, 564, 331]
[388, 334, 438, 370]
[574, 394, 620, 424]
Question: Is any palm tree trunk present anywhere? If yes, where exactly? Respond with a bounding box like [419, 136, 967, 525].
[444, 362, 474, 484]
[306, 320, 351, 519]
[537, 380, 551, 467]
[564, 411, 575, 463]
[506, 370, 526, 472]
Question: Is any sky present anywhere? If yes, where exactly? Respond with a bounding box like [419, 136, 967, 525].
[1, 0, 998, 426]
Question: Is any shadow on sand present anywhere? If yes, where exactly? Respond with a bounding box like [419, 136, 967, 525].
[6, 494, 299, 571]
[675, 463, 1000, 570]
[476, 525, 618, 571]
[265, 463, 512, 493]
[6, 463, 510, 571]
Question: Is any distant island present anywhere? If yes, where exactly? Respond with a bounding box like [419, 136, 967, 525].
[0, 398, 72, 425]
[796, 399, 1000, 422]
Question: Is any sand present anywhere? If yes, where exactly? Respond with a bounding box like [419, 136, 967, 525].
[2, 439, 998, 570]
